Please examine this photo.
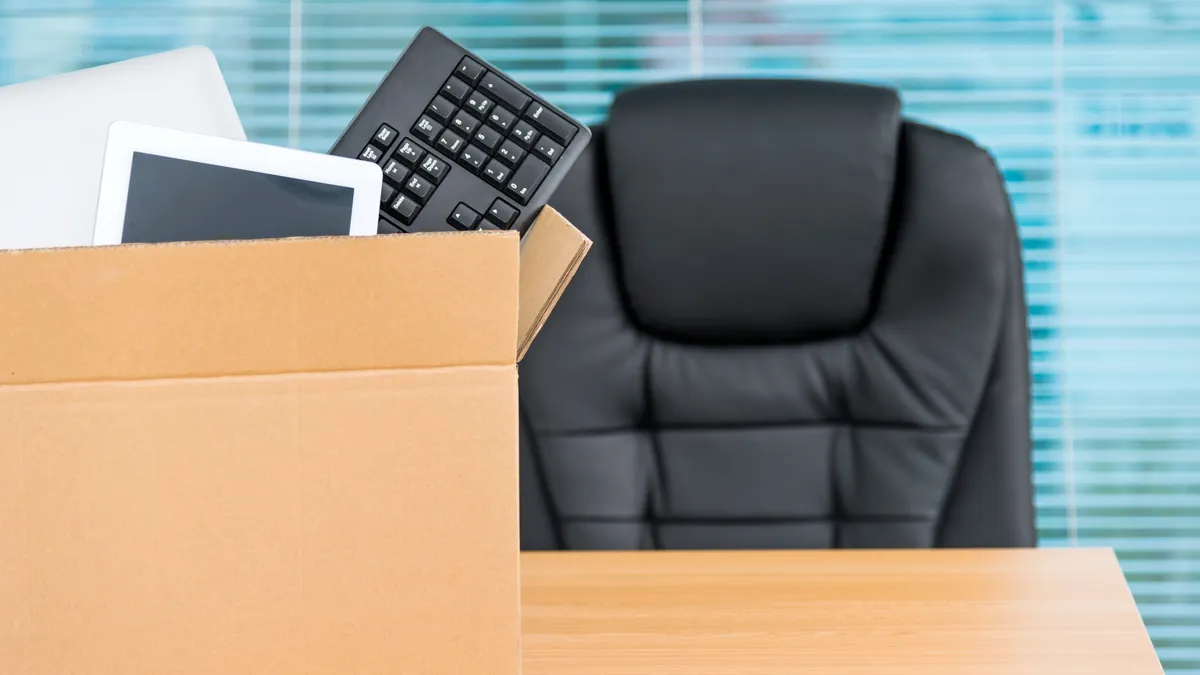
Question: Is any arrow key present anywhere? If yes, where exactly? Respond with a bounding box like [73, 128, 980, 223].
[486, 198, 519, 229]
[448, 202, 482, 230]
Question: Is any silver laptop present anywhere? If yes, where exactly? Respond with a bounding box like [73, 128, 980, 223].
[0, 46, 247, 250]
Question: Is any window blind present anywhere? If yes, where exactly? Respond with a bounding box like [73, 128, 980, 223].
[1, 0, 1197, 670]
[0, 0, 294, 144]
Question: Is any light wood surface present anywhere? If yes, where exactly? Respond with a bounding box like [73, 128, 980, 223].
[521, 548, 1163, 675]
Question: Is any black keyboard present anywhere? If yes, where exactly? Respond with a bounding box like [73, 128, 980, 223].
[330, 27, 591, 235]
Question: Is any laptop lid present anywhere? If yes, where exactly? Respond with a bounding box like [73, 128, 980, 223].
[0, 46, 247, 251]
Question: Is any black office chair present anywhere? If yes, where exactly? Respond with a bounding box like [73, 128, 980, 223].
[519, 79, 1035, 550]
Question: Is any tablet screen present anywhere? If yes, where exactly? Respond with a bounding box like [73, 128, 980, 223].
[121, 152, 357, 243]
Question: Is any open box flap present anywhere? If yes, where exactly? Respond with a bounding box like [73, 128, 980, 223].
[0, 232, 520, 385]
[517, 206, 591, 361]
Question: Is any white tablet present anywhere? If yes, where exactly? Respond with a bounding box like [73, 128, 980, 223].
[92, 121, 382, 245]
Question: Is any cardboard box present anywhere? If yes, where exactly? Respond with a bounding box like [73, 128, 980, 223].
[0, 208, 589, 675]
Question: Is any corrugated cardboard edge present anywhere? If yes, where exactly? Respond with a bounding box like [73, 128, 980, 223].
[517, 206, 591, 361]
[0, 231, 520, 385]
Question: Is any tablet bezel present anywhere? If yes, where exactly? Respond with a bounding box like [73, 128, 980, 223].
[92, 121, 382, 245]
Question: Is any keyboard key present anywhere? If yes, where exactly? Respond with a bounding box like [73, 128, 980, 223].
[487, 105, 516, 132]
[472, 125, 502, 151]
[441, 76, 471, 104]
[358, 144, 384, 163]
[504, 155, 549, 204]
[412, 115, 442, 144]
[481, 159, 510, 187]
[437, 130, 466, 156]
[465, 90, 494, 117]
[479, 72, 531, 114]
[390, 193, 420, 223]
[511, 120, 540, 148]
[456, 57, 485, 85]
[373, 124, 398, 147]
[419, 154, 449, 183]
[447, 202, 482, 230]
[381, 183, 397, 203]
[496, 139, 525, 167]
[451, 110, 480, 136]
[426, 95, 455, 123]
[486, 198, 519, 229]
[394, 138, 425, 166]
[382, 158, 409, 184]
[379, 217, 402, 234]
[533, 136, 564, 165]
[524, 102, 576, 144]
[403, 174, 434, 203]
[458, 144, 487, 173]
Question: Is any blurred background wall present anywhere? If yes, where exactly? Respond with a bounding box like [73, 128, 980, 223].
[1, 0, 1198, 670]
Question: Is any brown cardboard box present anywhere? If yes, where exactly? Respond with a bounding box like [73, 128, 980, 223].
[0, 208, 589, 675]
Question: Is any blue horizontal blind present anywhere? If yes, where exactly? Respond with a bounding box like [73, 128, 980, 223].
[0, 1, 1197, 671]
[0, 0, 294, 144]
[295, 0, 693, 150]
[1057, 3, 1200, 671]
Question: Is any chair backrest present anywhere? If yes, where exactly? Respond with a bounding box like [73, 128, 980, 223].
[520, 78, 1036, 550]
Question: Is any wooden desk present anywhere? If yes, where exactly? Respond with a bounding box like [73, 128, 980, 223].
[521, 548, 1163, 674]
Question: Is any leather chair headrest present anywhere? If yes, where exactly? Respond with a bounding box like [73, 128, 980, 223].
[605, 78, 902, 343]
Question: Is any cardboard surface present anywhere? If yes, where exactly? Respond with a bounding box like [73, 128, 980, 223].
[517, 206, 592, 361]
[0, 232, 519, 385]
[1, 367, 517, 674]
[0, 207, 587, 675]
